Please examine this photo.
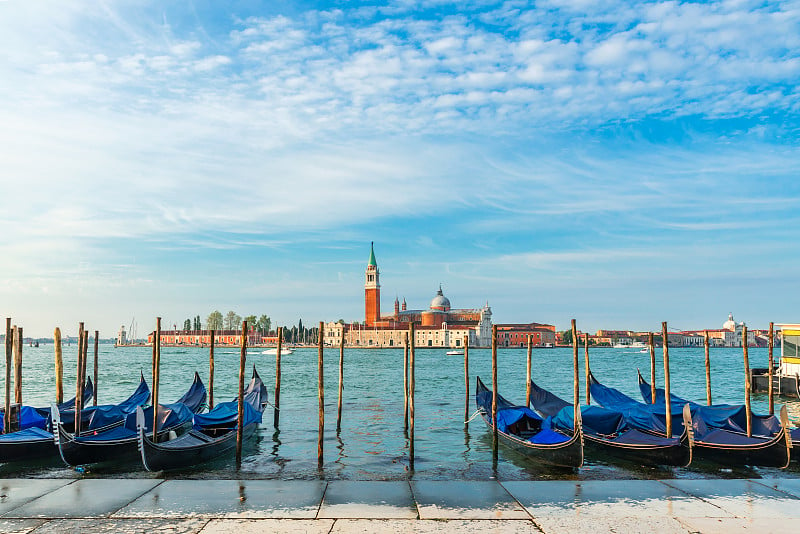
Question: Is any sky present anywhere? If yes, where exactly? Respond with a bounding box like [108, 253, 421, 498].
[1, 0, 799, 338]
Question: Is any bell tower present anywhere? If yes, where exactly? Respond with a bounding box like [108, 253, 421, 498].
[365, 242, 381, 326]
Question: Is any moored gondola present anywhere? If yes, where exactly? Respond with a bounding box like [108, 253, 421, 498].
[137, 366, 268, 471]
[590, 371, 791, 468]
[0, 378, 94, 463]
[529, 379, 692, 467]
[55, 372, 206, 466]
[475, 376, 583, 469]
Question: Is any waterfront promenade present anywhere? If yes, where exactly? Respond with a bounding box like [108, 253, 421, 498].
[2, 478, 800, 533]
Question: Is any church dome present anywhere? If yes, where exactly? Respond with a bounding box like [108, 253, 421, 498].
[430, 286, 451, 311]
[723, 313, 736, 331]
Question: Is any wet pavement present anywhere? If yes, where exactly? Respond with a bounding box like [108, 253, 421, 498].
[2, 478, 800, 532]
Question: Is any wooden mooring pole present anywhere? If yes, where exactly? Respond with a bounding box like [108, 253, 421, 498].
[768, 322, 775, 416]
[236, 321, 247, 465]
[584, 333, 590, 405]
[649, 332, 656, 404]
[464, 335, 469, 426]
[571, 320, 578, 422]
[743, 326, 752, 437]
[317, 322, 324, 470]
[492, 324, 498, 464]
[4, 318, 11, 434]
[152, 318, 161, 442]
[662, 322, 672, 439]
[337, 327, 344, 432]
[403, 332, 409, 431]
[93, 330, 99, 406]
[209, 330, 215, 410]
[274, 327, 282, 428]
[526, 335, 532, 407]
[409, 322, 416, 468]
[13, 327, 22, 406]
[74, 322, 84, 435]
[54, 327, 63, 405]
[704, 330, 712, 406]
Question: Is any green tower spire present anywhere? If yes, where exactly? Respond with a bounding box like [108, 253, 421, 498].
[368, 241, 377, 267]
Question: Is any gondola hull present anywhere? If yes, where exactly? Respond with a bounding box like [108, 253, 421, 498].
[138, 422, 259, 471]
[56, 420, 192, 466]
[582, 431, 691, 467]
[0, 431, 56, 462]
[476, 377, 583, 469]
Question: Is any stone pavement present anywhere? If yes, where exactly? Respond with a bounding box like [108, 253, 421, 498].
[1, 478, 800, 533]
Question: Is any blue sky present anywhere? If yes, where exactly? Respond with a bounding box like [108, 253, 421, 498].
[1, 0, 799, 337]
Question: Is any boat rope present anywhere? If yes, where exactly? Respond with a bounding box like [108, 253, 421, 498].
[464, 409, 483, 424]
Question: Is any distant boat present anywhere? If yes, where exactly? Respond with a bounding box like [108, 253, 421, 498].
[446, 350, 463, 356]
[262, 348, 293, 356]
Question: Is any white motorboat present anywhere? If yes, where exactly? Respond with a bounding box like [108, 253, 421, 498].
[262, 347, 294, 355]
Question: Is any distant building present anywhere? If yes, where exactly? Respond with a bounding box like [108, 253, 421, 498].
[325, 243, 550, 348]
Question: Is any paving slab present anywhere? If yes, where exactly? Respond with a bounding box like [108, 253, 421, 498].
[502, 479, 730, 518]
[330, 519, 542, 533]
[754, 477, 800, 498]
[115, 479, 326, 519]
[27, 517, 208, 533]
[0, 519, 47, 534]
[410, 481, 529, 520]
[5, 479, 161, 518]
[319, 481, 416, 519]
[533, 516, 689, 534]
[674, 516, 800, 533]
[199, 518, 334, 533]
[0, 479, 74, 516]
[663, 478, 800, 518]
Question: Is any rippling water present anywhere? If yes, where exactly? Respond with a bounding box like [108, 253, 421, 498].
[3, 343, 799, 480]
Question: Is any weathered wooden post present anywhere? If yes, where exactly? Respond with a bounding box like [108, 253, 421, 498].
[236, 320, 247, 464]
[662, 322, 672, 439]
[409, 322, 416, 468]
[4, 318, 11, 433]
[464, 334, 469, 426]
[648, 332, 656, 404]
[404, 332, 409, 431]
[74, 322, 85, 435]
[768, 322, 775, 415]
[152, 318, 161, 442]
[151, 330, 156, 386]
[93, 330, 99, 406]
[317, 322, 324, 470]
[13, 327, 22, 405]
[54, 327, 63, 405]
[571, 320, 578, 422]
[492, 324, 498, 462]
[584, 333, 590, 405]
[273, 327, 282, 428]
[704, 330, 712, 406]
[743, 325, 752, 437]
[526, 335, 532, 407]
[337, 327, 344, 432]
[209, 330, 215, 410]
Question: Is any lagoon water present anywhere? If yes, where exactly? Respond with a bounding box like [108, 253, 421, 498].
[3, 344, 799, 481]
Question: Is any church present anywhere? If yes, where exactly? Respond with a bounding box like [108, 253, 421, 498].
[325, 243, 493, 348]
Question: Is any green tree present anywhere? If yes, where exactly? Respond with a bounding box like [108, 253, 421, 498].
[243, 315, 257, 330]
[207, 310, 223, 330]
[193, 315, 202, 330]
[183, 319, 191, 331]
[256, 315, 271, 334]
[224, 311, 242, 330]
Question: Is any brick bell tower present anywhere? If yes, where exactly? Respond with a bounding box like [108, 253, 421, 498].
[365, 242, 381, 326]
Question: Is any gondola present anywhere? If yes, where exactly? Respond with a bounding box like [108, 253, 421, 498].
[590, 371, 791, 468]
[137, 366, 268, 471]
[475, 376, 583, 468]
[637, 370, 800, 454]
[0, 378, 94, 463]
[529, 379, 692, 466]
[55, 372, 206, 466]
